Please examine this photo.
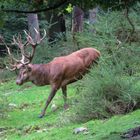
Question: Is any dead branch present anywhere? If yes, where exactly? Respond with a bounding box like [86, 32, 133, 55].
[1, 0, 69, 13]
[124, 0, 135, 42]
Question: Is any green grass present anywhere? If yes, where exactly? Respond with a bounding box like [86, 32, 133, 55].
[1, 80, 140, 140]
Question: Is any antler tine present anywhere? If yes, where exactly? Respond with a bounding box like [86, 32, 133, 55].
[6, 66, 16, 71]
[34, 28, 40, 43]
[34, 28, 47, 44]
[22, 30, 35, 63]
[22, 28, 46, 64]
[0, 36, 21, 71]
[34, 28, 46, 44]
[34, 28, 39, 34]
[20, 54, 30, 65]
[13, 33, 31, 65]
[12, 36, 19, 46]
[2, 37, 21, 63]
[40, 29, 46, 43]
[17, 33, 22, 45]
[24, 30, 35, 45]
[6, 62, 17, 71]
[23, 29, 38, 63]
[12, 35, 27, 64]
[13, 35, 24, 51]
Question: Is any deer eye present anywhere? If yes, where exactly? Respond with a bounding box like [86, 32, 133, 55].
[28, 67, 32, 72]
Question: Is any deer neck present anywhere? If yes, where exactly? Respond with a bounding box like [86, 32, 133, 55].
[29, 64, 50, 86]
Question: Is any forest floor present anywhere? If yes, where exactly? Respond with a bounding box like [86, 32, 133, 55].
[1, 80, 140, 140]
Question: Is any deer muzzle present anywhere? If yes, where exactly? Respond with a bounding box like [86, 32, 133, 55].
[16, 79, 23, 85]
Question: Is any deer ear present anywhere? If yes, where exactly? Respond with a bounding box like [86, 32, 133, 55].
[27, 64, 32, 72]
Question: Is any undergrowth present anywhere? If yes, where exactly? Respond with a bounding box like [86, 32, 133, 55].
[0, 2, 140, 125]
[61, 60, 140, 123]
[60, 5, 140, 123]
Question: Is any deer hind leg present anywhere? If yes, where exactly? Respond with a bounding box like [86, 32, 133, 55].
[39, 85, 59, 118]
[62, 85, 69, 110]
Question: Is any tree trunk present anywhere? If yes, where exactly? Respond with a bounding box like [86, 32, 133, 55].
[45, 10, 60, 43]
[89, 7, 98, 32]
[27, 13, 40, 42]
[72, 6, 84, 49]
[58, 13, 67, 41]
[72, 6, 84, 33]
[45, 10, 66, 43]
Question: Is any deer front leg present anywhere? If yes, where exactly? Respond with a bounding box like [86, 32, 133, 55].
[62, 86, 69, 110]
[39, 86, 58, 118]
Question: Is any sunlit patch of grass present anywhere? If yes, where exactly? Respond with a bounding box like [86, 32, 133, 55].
[0, 80, 77, 128]
[4, 110, 140, 140]
[1, 81, 140, 140]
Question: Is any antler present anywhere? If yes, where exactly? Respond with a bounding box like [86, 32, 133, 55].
[2, 29, 46, 70]
[12, 34, 30, 65]
[12, 28, 46, 65]
[0, 36, 22, 71]
[23, 28, 46, 64]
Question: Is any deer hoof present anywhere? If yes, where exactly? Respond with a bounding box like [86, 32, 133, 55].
[38, 114, 44, 118]
[64, 104, 69, 110]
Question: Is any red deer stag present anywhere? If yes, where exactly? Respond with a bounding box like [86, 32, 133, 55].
[2, 30, 100, 118]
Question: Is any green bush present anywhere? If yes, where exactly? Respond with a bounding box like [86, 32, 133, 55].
[60, 56, 140, 123]
[70, 62, 140, 122]
[0, 69, 15, 83]
[59, 5, 140, 123]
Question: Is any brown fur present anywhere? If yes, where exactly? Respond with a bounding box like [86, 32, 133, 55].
[16, 47, 100, 118]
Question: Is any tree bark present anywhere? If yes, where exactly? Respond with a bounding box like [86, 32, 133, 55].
[45, 10, 60, 42]
[45, 10, 66, 43]
[72, 6, 84, 33]
[89, 7, 98, 32]
[27, 13, 40, 42]
[72, 6, 84, 49]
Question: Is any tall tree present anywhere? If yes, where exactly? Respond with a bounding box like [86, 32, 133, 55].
[27, 13, 40, 42]
[71, 6, 84, 48]
[72, 6, 84, 33]
[27, 0, 40, 42]
[89, 7, 98, 32]
[45, 10, 60, 42]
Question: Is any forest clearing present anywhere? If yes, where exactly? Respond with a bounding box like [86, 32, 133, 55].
[0, 0, 140, 140]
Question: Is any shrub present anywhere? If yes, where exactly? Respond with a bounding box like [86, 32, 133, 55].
[59, 5, 140, 123]
[60, 58, 140, 123]
[0, 69, 15, 83]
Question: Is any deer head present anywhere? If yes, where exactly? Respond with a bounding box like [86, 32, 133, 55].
[2, 29, 46, 85]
